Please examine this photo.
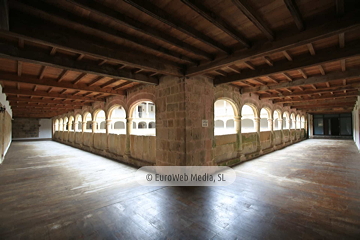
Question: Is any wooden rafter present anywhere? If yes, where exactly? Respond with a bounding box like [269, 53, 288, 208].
[0, 40, 159, 85]
[214, 42, 360, 85]
[123, 0, 230, 53]
[231, 0, 274, 41]
[186, 11, 360, 76]
[0, 72, 124, 95]
[181, 0, 250, 47]
[70, 0, 213, 60]
[284, 0, 304, 31]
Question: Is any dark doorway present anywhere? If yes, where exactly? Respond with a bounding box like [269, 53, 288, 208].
[313, 113, 352, 137]
[330, 118, 340, 136]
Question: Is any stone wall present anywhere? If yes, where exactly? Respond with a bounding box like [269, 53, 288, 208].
[12, 118, 40, 138]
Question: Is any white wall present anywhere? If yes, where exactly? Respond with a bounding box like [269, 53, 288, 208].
[353, 96, 360, 151]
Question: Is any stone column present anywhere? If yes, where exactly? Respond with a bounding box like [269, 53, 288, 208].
[82, 121, 86, 132]
[68, 121, 73, 132]
[106, 119, 112, 135]
[234, 116, 245, 161]
[254, 117, 261, 153]
[92, 121, 97, 133]
[268, 118, 274, 149]
[125, 117, 132, 158]
[278, 118, 283, 146]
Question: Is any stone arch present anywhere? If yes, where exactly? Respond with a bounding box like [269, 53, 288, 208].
[75, 114, 82, 132]
[129, 99, 156, 136]
[283, 111, 290, 129]
[241, 103, 258, 133]
[260, 107, 271, 132]
[214, 98, 239, 135]
[273, 109, 282, 130]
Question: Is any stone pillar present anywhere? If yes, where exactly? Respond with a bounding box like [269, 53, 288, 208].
[278, 118, 283, 146]
[235, 116, 245, 160]
[254, 117, 261, 153]
[92, 120, 96, 133]
[156, 75, 215, 166]
[82, 121, 86, 132]
[106, 119, 112, 135]
[68, 121, 73, 132]
[125, 118, 132, 157]
[268, 118, 274, 148]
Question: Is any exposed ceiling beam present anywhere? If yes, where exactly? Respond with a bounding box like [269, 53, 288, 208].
[0, 72, 124, 95]
[260, 83, 360, 99]
[69, 0, 213, 60]
[292, 102, 355, 109]
[186, 11, 360, 76]
[273, 93, 359, 103]
[113, 81, 133, 90]
[263, 56, 274, 66]
[10, 1, 198, 65]
[0, 0, 9, 30]
[284, 0, 305, 31]
[0, 41, 159, 85]
[336, 0, 345, 17]
[123, 0, 230, 54]
[3, 24, 182, 78]
[3, 88, 104, 101]
[17, 60, 22, 76]
[214, 41, 360, 85]
[181, 0, 250, 47]
[231, 0, 274, 41]
[100, 79, 121, 88]
[284, 98, 357, 107]
[7, 96, 89, 105]
[241, 69, 360, 93]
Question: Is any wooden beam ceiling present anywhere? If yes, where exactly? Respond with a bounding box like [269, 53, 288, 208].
[0, 72, 125, 95]
[3, 88, 104, 102]
[181, 0, 250, 47]
[0, 40, 159, 85]
[123, 0, 231, 54]
[186, 11, 360, 76]
[231, 0, 274, 41]
[70, 0, 213, 61]
[0, 0, 9, 30]
[241, 68, 360, 93]
[214, 41, 360, 85]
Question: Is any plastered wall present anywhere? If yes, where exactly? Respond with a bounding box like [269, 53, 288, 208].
[0, 84, 12, 163]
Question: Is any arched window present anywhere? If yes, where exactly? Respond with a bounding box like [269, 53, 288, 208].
[138, 122, 147, 129]
[75, 114, 82, 132]
[214, 99, 237, 135]
[273, 110, 281, 130]
[69, 116, 75, 131]
[260, 108, 270, 132]
[131, 101, 156, 136]
[290, 113, 296, 129]
[54, 119, 59, 131]
[283, 112, 289, 129]
[108, 105, 126, 134]
[301, 116, 305, 129]
[296, 114, 301, 129]
[59, 118, 63, 131]
[94, 110, 106, 133]
[241, 104, 256, 133]
[84, 112, 92, 132]
[149, 122, 155, 129]
[64, 117, 69, 131]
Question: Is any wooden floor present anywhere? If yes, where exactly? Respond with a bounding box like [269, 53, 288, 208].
[0, 140, 360, 239]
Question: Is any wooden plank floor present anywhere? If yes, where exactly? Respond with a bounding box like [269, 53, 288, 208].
[0, 139, 360, 239]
